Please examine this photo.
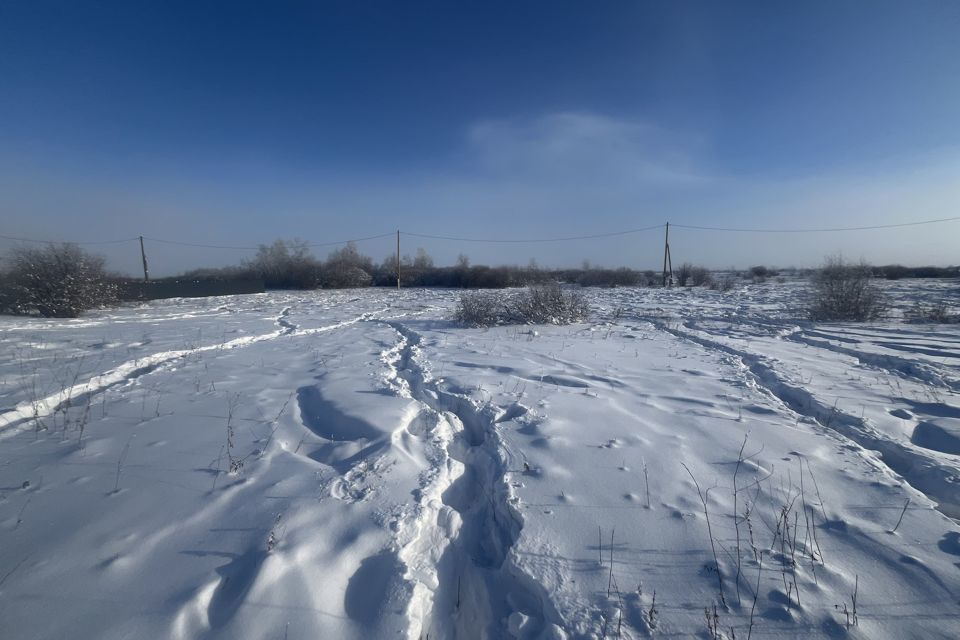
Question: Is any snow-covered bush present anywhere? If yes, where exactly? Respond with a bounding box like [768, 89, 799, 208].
[708, 275, 737, 292]
[0, 243, 117, 317]
[690, 266, 712, 287]
[905, 301, 959, 324]
[676, 263, 711, 287]
[455, 284, 589, 326]
[454, 291, 503, 326]
[747, 265, 778, 282]
[807, 255, 884, 321]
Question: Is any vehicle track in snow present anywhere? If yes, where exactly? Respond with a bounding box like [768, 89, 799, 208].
[0, 310, 381, 437]
[681, 316, 960, 394]
[783, 328, 960, 394]
[647, 318, 960, 521]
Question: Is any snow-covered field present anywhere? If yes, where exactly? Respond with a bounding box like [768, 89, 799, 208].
[1, 281, 959, 639]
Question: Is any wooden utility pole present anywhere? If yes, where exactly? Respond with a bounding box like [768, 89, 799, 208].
[396, 230, 401, 289]
[139, 235, 150, 282]
[661, 223, 673, 287]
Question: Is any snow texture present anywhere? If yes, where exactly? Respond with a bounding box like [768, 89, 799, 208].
[1, 280, 959, 639]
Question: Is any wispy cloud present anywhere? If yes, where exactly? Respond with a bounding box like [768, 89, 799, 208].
[464, 112, 710, 187]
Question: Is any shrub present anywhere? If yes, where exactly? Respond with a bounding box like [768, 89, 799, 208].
[675, 264, 712, 287]
[510, 283, 589, 324]
[455, 284, 589, 327]
[0, 243, 117, 317]
[708, 275, 737, 292]
[807, 255, 885, 321]
[748, 265, 778, 282]
[690, 266, 713, 287]
[905, 302, 959, 324]
[454, 291, 504, 326]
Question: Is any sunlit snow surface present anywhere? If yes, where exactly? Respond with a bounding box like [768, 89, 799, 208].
[1, 281, 958, 639]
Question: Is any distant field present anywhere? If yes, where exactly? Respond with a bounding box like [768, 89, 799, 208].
[1, 280, 958, 639]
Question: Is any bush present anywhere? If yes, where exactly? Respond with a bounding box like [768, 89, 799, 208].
[675, 263, 712, 287]
[0, 243, 117, 317]
[455, 284, 589, 327]
[807, 255, 885, 321]
[690, 266, 712, 286]
[747, 265, 778, 282]
[708, 275, 737, 292]
[905, 302, 959, 324]
[454, 291, 504, 326]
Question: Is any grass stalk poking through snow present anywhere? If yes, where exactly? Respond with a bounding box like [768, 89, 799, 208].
[682, 463, 727, 608]
[113, 438, 131, 493]
[607, 528, 615, 597]
[747, 551, 763, 640]
[225, 392, 243, 474]
[890, 498, 910, 534]
[733, 434, 748, 607]
[642, 458, 651, 509]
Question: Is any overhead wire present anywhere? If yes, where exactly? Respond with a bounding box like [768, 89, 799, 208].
[1, 215, 957, 249]
[403, 224, 665, 243]
[671, 215, 960, 233]
[140, 232, 396, 250]
[0, 233, 140, 245]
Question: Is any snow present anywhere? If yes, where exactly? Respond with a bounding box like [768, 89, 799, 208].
[1, 281, 958, 639]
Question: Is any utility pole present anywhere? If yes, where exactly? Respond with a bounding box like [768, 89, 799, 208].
[661, 223, 672, 287]
[666, 227, 672, 286]
[396, 230, 401, 290]
[139, 235, 150, 282]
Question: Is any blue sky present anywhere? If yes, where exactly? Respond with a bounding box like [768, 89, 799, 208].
[1, 1, 958, 275]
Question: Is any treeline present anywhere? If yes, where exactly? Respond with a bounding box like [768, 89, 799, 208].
[3, 238, 957, 318]
[173, 241, 960, 290]
[872, 265, 959, 280]
[182, 239, 664, 290]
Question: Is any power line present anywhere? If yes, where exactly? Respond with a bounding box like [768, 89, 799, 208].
[307, 232, 396, 248]
[671, 215, 960, 233]
[2, 214, 957, 249]
[0, 233, 140, 245]
[141, 237, 259, 250]
[141, 232, 396, 250]
[404, 224, 666, 244]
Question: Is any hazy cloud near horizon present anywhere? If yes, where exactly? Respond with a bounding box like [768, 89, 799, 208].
[8, 111, 958, 277]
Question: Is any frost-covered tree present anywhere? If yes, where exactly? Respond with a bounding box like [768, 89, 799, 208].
[245, 238, 320, 289]
[1, 243, 117, 317]
[322, 242, 373, 288]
